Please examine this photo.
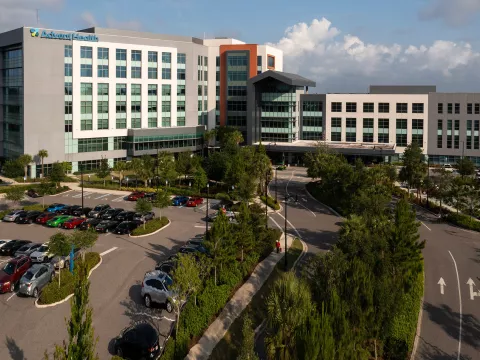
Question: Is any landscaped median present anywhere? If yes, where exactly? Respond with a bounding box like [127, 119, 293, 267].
[36, 252, 101, 307]
[260, 195, 280, 211]
[129, 216, 170, 237]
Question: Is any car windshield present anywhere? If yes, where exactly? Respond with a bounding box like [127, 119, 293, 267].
[93, 206, 103, 211]
[8, 211, 17, 215]
[38, 245, 48, 252]
[23, 271, 34, 280]
[163, 276, 173, 290]
[3, 262, 15, 275]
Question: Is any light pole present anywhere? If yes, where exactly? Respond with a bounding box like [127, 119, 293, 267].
[206, 183, 210, 235]
[284, 194, 288, 270]
[126, 177, 129, 188]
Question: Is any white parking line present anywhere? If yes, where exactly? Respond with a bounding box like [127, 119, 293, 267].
[72, 192, 92, 198]
[198, 205, 206, 211]
[112, 196, 125, 202]
[421, 221, 432, 231]
[6, 291, 18, 301]
[448, 250, 462, 360]
[194, 225, 206, 228]
[94, 193, 111, 200]
[100, 247, 118, 256]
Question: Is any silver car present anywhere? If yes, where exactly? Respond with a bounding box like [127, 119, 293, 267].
[14, 243, 41, 258]
[30, 242, 53, 263]
[3, 210, 26, 222]
[141, 270, 175, 312]
[19, 263, 55, 298]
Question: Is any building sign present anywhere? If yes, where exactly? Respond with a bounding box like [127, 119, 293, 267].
[30, 28, 99, 42]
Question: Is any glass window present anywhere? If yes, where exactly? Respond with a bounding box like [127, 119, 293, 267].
[80, 83, 92, 96]
[412, 103, 424, 114]
[267, 56, 275, 68]
[378, 118, 389, 143]
[177, 85, 185, 96]
[65, 101, 72, 115]
[80, 64, 92, 77]
[98, 118, 108, 130]
[116, 118, 126, 129]
[148, 84, 157, 96]
[80, 118, 92, 131]
[97, 101, 108, 114]
[116, 84, 127, 96]
[363, 102, 374, 113]
[162, 84, 171, 96]
[346, 102, 357, 112]
[216, 56, 220, 66]
[64, 63, 72, 77]
[177, 68, 186, 80]
[98, 47, 109, 59]
[454, 103, 460, 114]
[302, 101, 323, 112]
[131, 66, 141, 79]
[97, 65, 109, 78]
[148, 51, 158, 62]
[148, 117, 157, 128]
[80, 101, 92, 114]
[131, 50, 141, 62]
[475, 103, 480, 114]
[331, 102, 342, 112]
[162, 117, 171, 127]
[116, 49, 127, 61]
[198, 85, 202, 96]
[98, 83, 109, 96]
[177, 117, 186, 126]
[447, 103, 453, 114]
[177, 53, 186, 64]
[162, 101, 171, 113]
[162, 52, 171, 63]
[467, 103, 472, 114]
[131, 101, 141, 113]
[116, 66, 126, 78]
[148, 101, 157, 112]
[438, 103, 443, 114]
[116, 101, 126, 113]
[378, 103, 389, 113]
[148, 67, 157, 79]
[412, 119, 424, 145]
[204, 70, 208, 80]
[80, 46, 92, 59]
[131, 84, 141, 96]
[64, 45, 72, 58]
[204, 57, 208, 66]
[437, 119, 443, 148]
[162, 68, 171, 80]
[64, 82, 72, 96]
[177, 101, 186, 112]
[396, 103, 408, 113]
[257, 56, 262, 66]
[396, 119, 407, 146]
[198, 55, 202, 66]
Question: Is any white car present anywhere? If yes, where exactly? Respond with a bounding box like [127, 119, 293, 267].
[30, 242, 54, 263]
[0, 240, 12, 249]
[443, 164, 454, 172]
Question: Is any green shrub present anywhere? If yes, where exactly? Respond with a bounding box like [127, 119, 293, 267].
[260, 195, 280, 210]
[38, 252, 101, 305]
[256, 227, 281, 260]
[446, 213, 480, 232]
[215, 192, 230, 201]
[23, 204, 49, 212]
[131, 217, 169, 236]
[0, 185, 31, 194]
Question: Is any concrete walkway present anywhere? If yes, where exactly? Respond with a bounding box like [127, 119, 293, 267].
[0, 175, 19, 185]
[185, 234, 296, 360]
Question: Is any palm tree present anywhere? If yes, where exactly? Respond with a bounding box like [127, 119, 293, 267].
[113, 161, 128, 190]
[17, 154, 33, 179]
[265, 272, 313, 360]
[37, 149, 49, 178]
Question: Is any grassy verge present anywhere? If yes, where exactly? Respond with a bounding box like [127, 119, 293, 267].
[38, 252, 101, 305]
[446, 213, 480, 232]
[260, 195, 280, 210]
[131, 217, 169, 236]
[209, 238, 303, 360]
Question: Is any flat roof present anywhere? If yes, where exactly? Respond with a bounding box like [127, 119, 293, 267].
[249, 70, 316, 87]
[257, 140, 395, 150]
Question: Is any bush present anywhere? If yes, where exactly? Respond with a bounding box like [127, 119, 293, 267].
[256, 227, 282, 259]
[446, 213, 480, 232]
[38, 252, 101, 305]
[3, 159, 24, 178]
[23, 204, 49, 212]
[215, 192, 230, 201]
[131, 216, 169, 236]
[260, 195, 280, 210]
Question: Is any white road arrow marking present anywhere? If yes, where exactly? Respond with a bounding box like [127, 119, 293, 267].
[438, 277, 446, 294]
[467, 278, 478, 300]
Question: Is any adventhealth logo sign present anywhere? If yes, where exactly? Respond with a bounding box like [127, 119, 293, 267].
[30, 28, 99, 42]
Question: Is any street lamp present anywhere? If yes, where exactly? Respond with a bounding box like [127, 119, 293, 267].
[126, 177, 129, 187]
[206, 183, 210, 235]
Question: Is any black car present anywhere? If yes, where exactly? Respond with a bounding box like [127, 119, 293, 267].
[133, 212, 155, 224]
[78, 218, 103, 230]
[57, 205, 77, 215]
[186, 239, 204, 248]
[115, 211, 136, 222]
[0, 240, 32, 256]
[26, 189, 40, 198]
[179, 245, 208, 256]
[155, 260, 176, 274]
[114, 322, 161, 359]
[71, 206, 92, 217]
[87, 204, 111, 218]
[15, 211, 43, 224]
[101, 208, 124, 220]
[113, 221, 139, 235]
[95, 220, 120, 233]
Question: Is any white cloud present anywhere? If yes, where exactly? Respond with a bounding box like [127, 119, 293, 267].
[0, 0, 63, 32]
[268, 18, 480, 92]
[79, 11, 142, 32]
[419, 0, 480, 27]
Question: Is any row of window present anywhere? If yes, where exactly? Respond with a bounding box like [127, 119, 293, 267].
[67, 83, 186, 97]
[436, 119, 480, 150]
[329, 118, 423, 129]
[437, 102, 480, 115]
[68, 63, 174, 80]
[79, 116, 175, 131]
[331, 102, 424, 114]
[66, 45, 181, 63]
[66, 100, 179, 115]
[327, 130, 422, 146]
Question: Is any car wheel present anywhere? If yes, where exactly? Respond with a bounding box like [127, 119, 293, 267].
[144, 295, 152, 308]
[32, 287, 38, 298]
[166, 300, 173, 313]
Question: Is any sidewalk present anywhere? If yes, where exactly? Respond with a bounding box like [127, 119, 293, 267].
[185, 234, 296, 360]
[0, 175, 19, 185]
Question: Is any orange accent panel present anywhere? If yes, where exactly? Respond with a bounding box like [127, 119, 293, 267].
[267, 55, 275, 70]
[219, 44, 258, 126]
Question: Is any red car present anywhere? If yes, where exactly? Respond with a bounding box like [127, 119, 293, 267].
[186, 197, 204, 207]
[36, 212, 56, 225]
[62, 217, 87, 229]
[127, 191, 146, 201]
[0, 256, 31, 293]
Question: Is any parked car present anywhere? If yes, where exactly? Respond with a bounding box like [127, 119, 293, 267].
[26, 189, 40, 198]
[0, 256, 32, 293]
[71, 206, 92, 217]
[88, 204, 111, 218]
[115, 211, 136, 222]
[155, 260, 176, 274]
[46, 203, 67, 213]
[79, 218, 103, 230]
[186, 197, 204, 207]
[14, 243, 41, 257]
[178, 245, 208, 256]
[186, 239, 204, 248]
[0, 240, 32, 256]
[56, 205, 77, 215]
[127, 191, 146, 201]
[46, 215, 73, 228]
[62, 217, 87, 229]
[171, 196, 189, 206]
[51, 248, 81, 270]
[144, 192, 157, 202]
[114, 322, 161, 360]
[15, 211, 43, 224]
[443, 164, 454, 172]
[133, 212, 155, 223]
[0, 240, 12, 249]
[207, 210, 235, 222]
[3, 210, 27, 222]
[141, 270, 175, 311]
[35, 212, 56, 225]
[113, 221, 139, 235]
[30, 242, 54, 263]
[95, 220, 120, 233]
[101, 208, 124, 220]
[18, 263, 55, 298]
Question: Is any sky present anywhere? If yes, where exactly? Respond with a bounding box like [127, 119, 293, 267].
[2, 0, 480, 92]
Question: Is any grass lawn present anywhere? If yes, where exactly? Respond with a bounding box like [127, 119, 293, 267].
[209, 238, 303, 360]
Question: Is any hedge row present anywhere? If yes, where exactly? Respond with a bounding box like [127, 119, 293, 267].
[84, 183, 211, 198]
[38, 252, 101, 305]
[260, 195, 280, 210]
[131, 216, 169, 236]
[446, 213, 480, 232]
[161, 228, 282, 359]
[0, 184, 69, 195]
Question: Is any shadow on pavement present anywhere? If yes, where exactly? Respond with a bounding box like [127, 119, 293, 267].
[293, 227, 338, 252]
[471, 248, 480, 265]
[417, 336, 473, 360]
[5, 336, 25, 360]
[144, 238, 185, 264]
[423, 302, 480, 351]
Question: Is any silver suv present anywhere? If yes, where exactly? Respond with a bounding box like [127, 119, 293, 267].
[141, 270, 175, 312]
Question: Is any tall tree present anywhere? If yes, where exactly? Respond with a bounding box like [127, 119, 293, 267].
[48, 232, 72, 286]
[237, 314, 259, 360]
[5, 186, 25, 207]
[37, 149, 49, 178]
[152, 190, 170, 218]
[18, 154, 33, 179]
[193, 166, 208, 195]
[457, 184, 480, 223]
[129, 157, 144, 187]
[71, 229, 98, 260]
[432, 168, 453, 217]
[135, 198, 153, 229]
[95, 158, 111, 187]
[203, 129, 217, 156]
[113, 161, 128, 190]
[176, 151, 192, 181]
[456, 157, 475, 178]
[157, 151, 178, 185]
[399, 143, 427, 197]
[3, 159, 24, 178]
[235, 202, 256, 262]
[49, 162, 65, 188]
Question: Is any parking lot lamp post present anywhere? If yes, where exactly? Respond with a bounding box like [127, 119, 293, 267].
[126, 177, 129, 188]
[206, 183, 210, 235]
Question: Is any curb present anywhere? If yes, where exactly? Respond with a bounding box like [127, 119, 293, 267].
[35, 255, 103, 309]
[128, 219, 171, 238]
[304, 184, 344, 219]
[410, 270, 425, 360]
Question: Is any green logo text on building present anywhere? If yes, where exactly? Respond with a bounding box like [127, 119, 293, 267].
[30, 28, 99, 42]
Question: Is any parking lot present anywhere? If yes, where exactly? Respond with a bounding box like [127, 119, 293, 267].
[0, 189, 221, 359]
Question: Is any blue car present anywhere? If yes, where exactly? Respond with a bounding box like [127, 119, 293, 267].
[46, 203, 67, 213]
[171, 196, 189, 206]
